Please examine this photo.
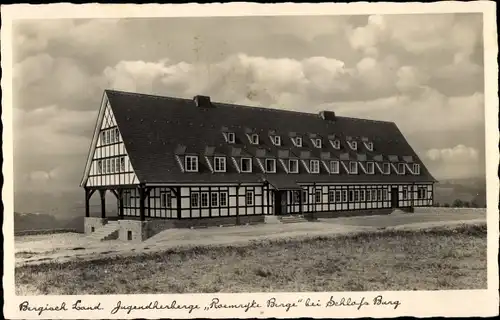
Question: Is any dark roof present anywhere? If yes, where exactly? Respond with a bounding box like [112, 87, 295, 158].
[105, 90, 437, 185]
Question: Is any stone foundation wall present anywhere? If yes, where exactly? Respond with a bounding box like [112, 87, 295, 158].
[84, 217, 108, 234]
[308, 208, 394, 219]
[118, 219, 148, 242]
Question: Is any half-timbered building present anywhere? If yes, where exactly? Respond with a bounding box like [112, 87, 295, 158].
[81, 90, 436, 241]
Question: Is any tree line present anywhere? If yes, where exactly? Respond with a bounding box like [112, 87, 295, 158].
[434, 199, 485, 208]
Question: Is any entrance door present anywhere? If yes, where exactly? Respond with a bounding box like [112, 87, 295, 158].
[280, 191, 288, 215]
[391, 187, 399, 208]
[274, 191, 288, 215]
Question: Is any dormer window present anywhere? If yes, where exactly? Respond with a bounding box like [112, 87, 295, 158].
[366, 162, 375, 174]
[294, 137, 303, 147]
[265, 158, 276, 173]
[398, 163, 406, 174]
[330, 160, 339, 174]
[331, 139, 341, 149]
[241, 158, 252, 173]
[413, 163, 420, 175]
[272, 135, 281, 146]
[289, 159, 299, 173]
[365, 142, 374, 151]
[383, 162, 390, 174]
[313, 138, 322, 148]
[310, 160, 320, 173]
[214, 156, 226, 172]
[250, 134, 259, 145]
[347, 141, 358, 151]
[227, 132, 235, 144]
[349, 161, 358, 174]
[185, 155, 199, 172]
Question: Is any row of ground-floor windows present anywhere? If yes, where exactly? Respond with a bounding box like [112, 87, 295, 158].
[118, 183, 433, 218]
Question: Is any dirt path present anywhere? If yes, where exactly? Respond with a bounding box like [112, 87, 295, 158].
[14, 210, 486, 267]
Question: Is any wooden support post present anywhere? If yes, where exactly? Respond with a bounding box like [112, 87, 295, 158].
[139, 185, 146, 222]
[85, 188, 90, 218]
[176, 187, 181, 219]
[236, 184, 240, 225]
[118, 189, 124, 219]
[99, 189, 106, 219]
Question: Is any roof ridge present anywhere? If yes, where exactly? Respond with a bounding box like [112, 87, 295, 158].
[105, 89, 396, 124]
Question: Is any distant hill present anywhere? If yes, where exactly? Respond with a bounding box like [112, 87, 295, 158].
[434, 177, 486, 207]
[14, 212, 85, 233]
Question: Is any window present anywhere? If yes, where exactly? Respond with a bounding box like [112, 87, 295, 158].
[383, 163, 390, 174]
[105, 131, 110, 145]
[110, 130, 115, 144]
[201, 192, 209, 208]
[294, 137, 302, 147]
[101, 132, 106, 145]
[349, 190, 354, 202]
[360, 190, 366, 201]
[120, 157, 125, 172]
[302, 190, 308, 204]
[289, 159, 299, 173]
[378, 189, 383, 201]
[160, 192, 171, 208]
[227, 132, 235, 143]
[211, 192, 218, 207]
[105, 159, 109, 173]
[367, 189, 372, 201]
[328, 190, 335, 203]
[335, 190, 341, 203]
[383, 189, 388, 201]
[402, 188, 408, 200]
[418, 187, 426, 199]
[315, 190, 322, 203]
[241, 158, 252, 173]
[366, 142, 373, 151]
[349, 141, 358, 150]
[331, 139, 341, 149]
[127, 231, 133, 241]
[293, 191, 301, 204]
[250, 134, 259, 145]
[245, 191, 254, 206]
[354, 190, 360, 202]
[342, 190, 348, 202]
[114, 128, 119, 142]
[214, 156, 226, 172]
[366, 162, 375, 174]
[123, 191, 131, 206]
[313, 138, 322, 148]
[330, 161, 339, 174]
[273, 136, 281, 146]
[97, 160, 102, 174]
[185, 155, 199, 172]
[372, 189, 377, 201]
[398, 163, 405, 174]
[349, 161, 358, 174]
[265, 159, 276, 173]
[220, 192, 228, 206]
[413, 163, 420, 175]
[191, 192, 200, 207]
[310, 160, 320, 173]
[114, 158, 120, 172]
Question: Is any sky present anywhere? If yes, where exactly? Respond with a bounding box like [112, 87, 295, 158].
[12, 13, 486, 214]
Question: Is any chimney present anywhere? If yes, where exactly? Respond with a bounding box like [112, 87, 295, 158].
[193, 95, 212, 108]
[319, 110, 336, 121]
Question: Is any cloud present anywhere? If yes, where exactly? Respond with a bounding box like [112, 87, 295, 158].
[424, 145, 483, 179]
[426, 145, 479, 163]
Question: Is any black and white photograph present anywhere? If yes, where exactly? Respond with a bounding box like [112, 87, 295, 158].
[2, 2, 499, 319]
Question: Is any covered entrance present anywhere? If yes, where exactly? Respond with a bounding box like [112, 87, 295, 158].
[265, 178, 302, 215]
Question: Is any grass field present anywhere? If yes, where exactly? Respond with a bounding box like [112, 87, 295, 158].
[15, 223, 487, 295]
